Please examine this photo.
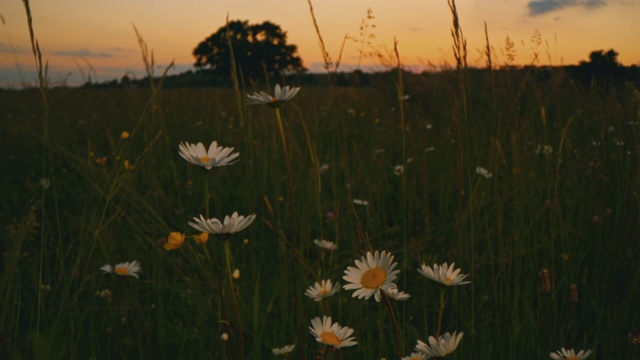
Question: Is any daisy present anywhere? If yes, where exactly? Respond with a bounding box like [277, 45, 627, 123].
[417, 262, 471, 287]
[313, 239, 338, 251]
[402, 352, 427, 360]
[415, 331, 464, 358]
[164, 231, 185, 250]
[308, 316, 357, 349]
[343, 250, 400, 302]
[100, 260, 141, 279]
[272, 344, 296, 356]
[475, 166, 493, 179]
[305, 279, 340, 301]
[178, 141, 239, 170]
[549, 348, 593, 359]
[188, 212, 256, 235]
[383, 288, 411, 301]
[246, 84, 300, 108]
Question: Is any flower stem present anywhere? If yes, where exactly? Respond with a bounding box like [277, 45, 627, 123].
[223, 239, 244, 360]
[273, 107, 300, 343]
[383, 291, 403, 359]
[436, 287, 446, 338]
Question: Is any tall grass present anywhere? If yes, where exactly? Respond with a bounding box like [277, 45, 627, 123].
[1, 1, 639, 359]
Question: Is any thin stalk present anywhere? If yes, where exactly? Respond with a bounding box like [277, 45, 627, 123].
[223, 239, 244, 360]
[273, 107, 300, 345]
[382, 292, 403, 359]
[436, 287, 446, 339]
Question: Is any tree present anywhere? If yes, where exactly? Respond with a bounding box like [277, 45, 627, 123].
[577, 49, 623, 87]
[193, 20, 305, 81]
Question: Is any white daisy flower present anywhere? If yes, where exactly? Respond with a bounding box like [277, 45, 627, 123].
[549, 348, 593, 359]
[246, 84, 300, 108]
[308, 316, 357, 348]
[343, 250, 400, 302]
[401, 352, 427, 360]
[417, 262, 471, 287]
[383, 288, 411, 301]
[415, 331, 464, 358]
[188, 212, 256, 235]
[475, 166, 493, 179]
[272, 344, 295, 356]
[100, 260, 141, 279]
[305, 279, 340, 301]
[178, 141, 239, 170]
[313, 239, 338, 251]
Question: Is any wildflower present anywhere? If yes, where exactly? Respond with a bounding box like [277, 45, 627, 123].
[178, 141, 239, 170]
[394, 165, 405, 176]
[100, 261, 141, 279]
[120, 131, 130, 140]
[193, 232, 209, 245]
[313, 239, 338, 251]
[343, 250, 400, 302]
[246, 84, 300, 108]
[272, 344, 296, 356]
[416, 332, 463, 358]
[383, 288, 411, 301]
[353, 199, 369, 206]
[40, 178, 50, 189]
[95, 156, 107, 165]
[417, 262, 470, 287]
[164, 231, 185, 250]
[309, 316, 357, 348]
[188, 212, 256, 235]
[402, 352, 427, 360]
[232, 268, 240, 280]
[305, 279, 340, 301]
[319, 164, 330, 174]
[123, 159, 134, 170]
[221, 333, 229, 342]
[549, 348, 593, 359]
[475, 166, 493, 179]
[536, 144, 553, 155]
[97, 289, 112, 300]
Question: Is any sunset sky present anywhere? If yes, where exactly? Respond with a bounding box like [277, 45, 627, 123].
[1, 0, 639, 87]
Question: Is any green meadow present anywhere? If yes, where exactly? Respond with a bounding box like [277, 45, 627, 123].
[2, 5, 640, 359]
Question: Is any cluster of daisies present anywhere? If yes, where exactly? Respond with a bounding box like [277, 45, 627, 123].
[99, 85, 594, 359]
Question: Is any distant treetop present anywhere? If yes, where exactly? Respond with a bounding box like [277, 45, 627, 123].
[193, 20, 306, 82]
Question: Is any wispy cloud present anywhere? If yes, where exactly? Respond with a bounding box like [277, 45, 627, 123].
[52, 49, 115, 58]
[527, 0, 607, 16]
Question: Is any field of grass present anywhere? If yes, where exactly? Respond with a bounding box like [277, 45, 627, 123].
[2, 2, 640, 358]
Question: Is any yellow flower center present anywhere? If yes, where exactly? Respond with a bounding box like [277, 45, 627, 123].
[115, 266, 129, 276]
[200, 156, 211, 163]
[319, 288, 330, 295]
[444, 277, 453, 284]
[361, 267, 387, 289]
[565, 357, 579, 360]
[320, 331, 341, 346]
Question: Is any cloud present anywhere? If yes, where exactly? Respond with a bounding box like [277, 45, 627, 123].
[527, 0, 607, 16]
[52, 49, 115, 58]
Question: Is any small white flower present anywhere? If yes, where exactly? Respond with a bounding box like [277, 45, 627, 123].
[100, 261, 141, 279]
[401, 352, 427, 360]
[305, 279, 340, 301]
[188, 212, 256, 235]
[475, 166, 493, 179]
[417, 262, 470, 286]
[343, 250, 400, 302]
[415, 331, 464, 358]
[272, 344, 295, 356]
[549, 348, 593, 359]
[313, 239, 338, 251]
[394, 165, 405, 176]
[232, 268, 240, 280]
[383, 288, 411, 301]
[221, 332, 229, 342]
[319, 164, 330, 174]
[178, 141, 239, 170]
[246, 84, 300, 108]
[308, 316, 357, 348]
[353, 199, 369, 206]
